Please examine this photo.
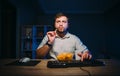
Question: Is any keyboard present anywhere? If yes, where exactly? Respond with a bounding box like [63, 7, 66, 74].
[47, 59, 105, 68]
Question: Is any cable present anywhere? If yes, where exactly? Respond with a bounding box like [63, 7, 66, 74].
[80, 67, 91, 76]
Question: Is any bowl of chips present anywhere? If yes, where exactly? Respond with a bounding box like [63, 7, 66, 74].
[57, 52, 73, 61]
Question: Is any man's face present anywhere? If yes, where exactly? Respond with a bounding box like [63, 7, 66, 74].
[55, 16, 68, 33]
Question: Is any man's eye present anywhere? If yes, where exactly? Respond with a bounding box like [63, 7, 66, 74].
[62, 21, 67, 23]
[56, 21, 60, 23]
[56, 20, 67, 23]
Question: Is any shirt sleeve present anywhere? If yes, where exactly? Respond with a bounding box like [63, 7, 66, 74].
[74, 36, 89, 60]
[37, 35, 48, 49]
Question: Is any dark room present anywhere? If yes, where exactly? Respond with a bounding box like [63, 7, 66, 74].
[0, 0, 120, 76]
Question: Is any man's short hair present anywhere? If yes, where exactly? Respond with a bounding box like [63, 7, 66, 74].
[54, 12, 68, 20]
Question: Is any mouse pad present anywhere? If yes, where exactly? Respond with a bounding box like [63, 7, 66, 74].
[5, 60, 41, 66]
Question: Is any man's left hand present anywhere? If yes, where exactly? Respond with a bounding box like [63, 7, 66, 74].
[77, 51, 92, 61]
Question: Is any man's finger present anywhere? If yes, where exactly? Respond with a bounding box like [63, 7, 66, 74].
[77, 53, 82, 57]
[47, 32, 55, 36]
[89, 54, 92, 59]
[85, 53, 89, 59]
[80, 55, 84, 61]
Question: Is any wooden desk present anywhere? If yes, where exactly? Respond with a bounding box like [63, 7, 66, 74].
[0, 59, 120, 76]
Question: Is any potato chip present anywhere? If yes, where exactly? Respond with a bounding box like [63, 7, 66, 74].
[57, 52, 73, 61]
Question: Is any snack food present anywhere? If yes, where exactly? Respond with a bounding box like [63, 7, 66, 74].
[57, 52, 73, 61]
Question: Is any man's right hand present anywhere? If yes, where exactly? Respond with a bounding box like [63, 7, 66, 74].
[47, 31, 56, 44]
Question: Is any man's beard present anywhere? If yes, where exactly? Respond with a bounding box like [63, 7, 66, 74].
[56, 28, 68, 34]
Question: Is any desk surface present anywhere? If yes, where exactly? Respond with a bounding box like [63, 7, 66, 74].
[0, 59, 120, 76]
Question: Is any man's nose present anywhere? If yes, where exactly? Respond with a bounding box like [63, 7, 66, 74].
[59, 24, 63, 26]
[59, 22, 63, 26]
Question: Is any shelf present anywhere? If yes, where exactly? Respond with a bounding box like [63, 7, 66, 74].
[20, 25, 53, 59]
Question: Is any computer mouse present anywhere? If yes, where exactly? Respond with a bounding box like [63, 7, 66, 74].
[19, 57, 30, 63]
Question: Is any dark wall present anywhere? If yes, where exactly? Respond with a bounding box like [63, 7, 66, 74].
[0, 0, 16, 58]
[105, 3, 120, 59]
[69, 14, 106, 59]
[0, 0, 39, 58]
[0, 0, 2, 57]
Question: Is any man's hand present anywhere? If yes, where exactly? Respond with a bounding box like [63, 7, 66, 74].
[77, 51, 92, 61]
[47, 31, 56, 44]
